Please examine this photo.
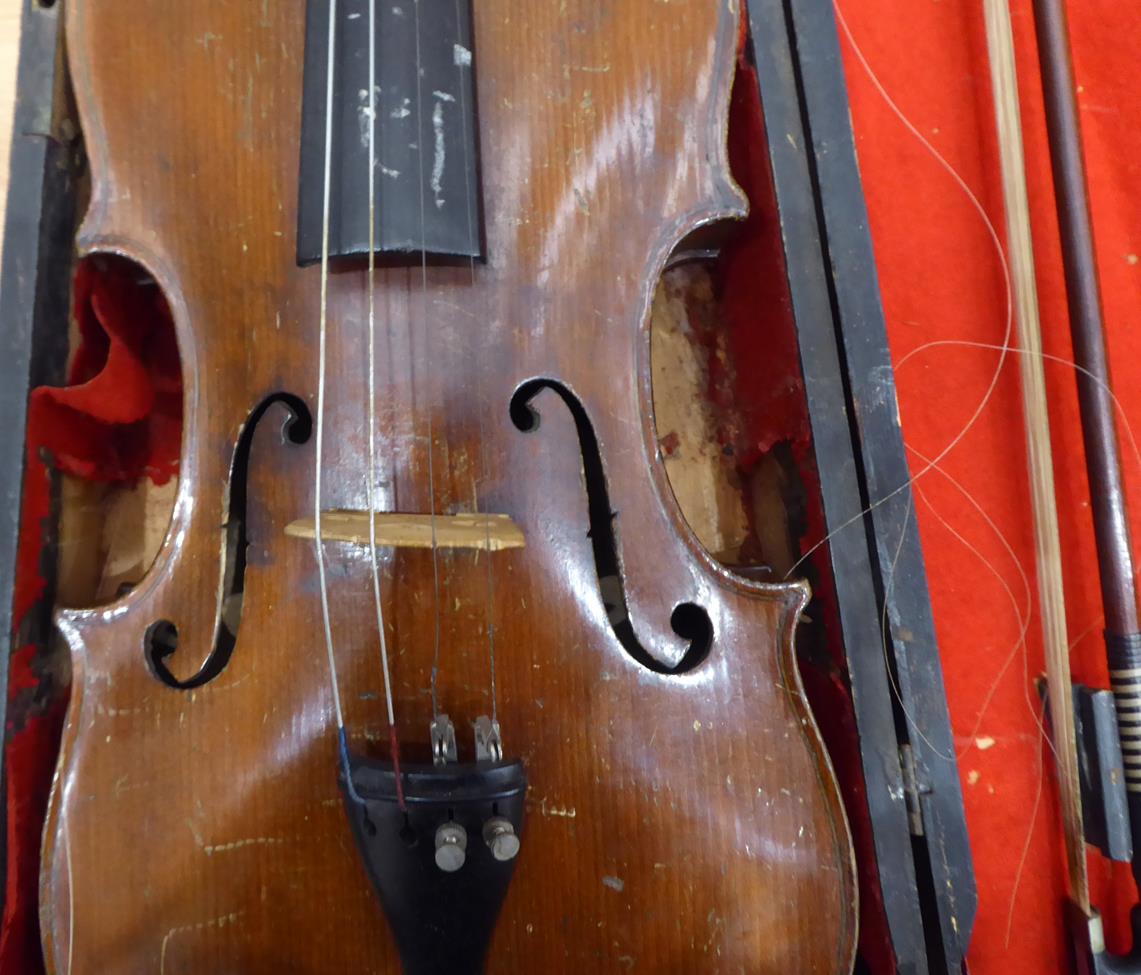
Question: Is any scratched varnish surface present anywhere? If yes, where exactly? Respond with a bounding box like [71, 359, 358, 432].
[38, 2, 857, 972]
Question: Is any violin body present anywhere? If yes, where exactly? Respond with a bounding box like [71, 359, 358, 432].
[40, 1, 856, 971]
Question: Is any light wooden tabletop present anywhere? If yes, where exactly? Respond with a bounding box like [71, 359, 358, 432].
[0, 4, 22, 244]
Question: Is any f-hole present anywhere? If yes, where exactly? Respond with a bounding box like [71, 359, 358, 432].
[146, 393, 312, 689]
[510, 379, 712, 673]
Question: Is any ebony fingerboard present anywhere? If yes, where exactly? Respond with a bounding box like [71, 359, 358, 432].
[297, 0, 484, 266]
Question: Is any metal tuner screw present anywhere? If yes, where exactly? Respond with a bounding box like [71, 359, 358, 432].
[483, 817, 521, 862]
[434, 822, 468, 873]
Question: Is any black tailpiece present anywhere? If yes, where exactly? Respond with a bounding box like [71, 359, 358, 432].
[340, 750, 526, 975]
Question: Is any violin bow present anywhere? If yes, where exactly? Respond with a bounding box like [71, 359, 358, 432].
[986, 0, 1141, 967]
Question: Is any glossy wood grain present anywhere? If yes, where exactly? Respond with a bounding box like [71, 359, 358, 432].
[40, 1, 857, 971]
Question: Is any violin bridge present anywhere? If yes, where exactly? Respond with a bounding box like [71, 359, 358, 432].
[285, 511, 525, 551]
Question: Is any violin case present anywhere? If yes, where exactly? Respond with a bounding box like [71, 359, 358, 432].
[11, 0, 1122, 970]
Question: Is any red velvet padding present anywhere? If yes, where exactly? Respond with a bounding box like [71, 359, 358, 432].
[0, 258, 180, 972]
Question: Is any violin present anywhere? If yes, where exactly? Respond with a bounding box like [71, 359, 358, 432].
[39, 1, 856, 971]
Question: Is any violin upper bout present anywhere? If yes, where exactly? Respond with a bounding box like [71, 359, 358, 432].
[679, 0, 752, 230]
[627, 0, 750, 242]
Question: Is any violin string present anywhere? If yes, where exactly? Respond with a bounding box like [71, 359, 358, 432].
[829, 0, 1050, 772]
[1005, 693, 1048, 946]
[833, 2, 1141, 932]
[899, 340, 1141, 476]
[873, 487, 959, 762]
[830, 0, 1141, 661]
[315, 0, 348, 735]
[903, 340, 1141, 750]
[803, 0, 1014, 765]
[999, 626, 1100, 943]
[911, 486, 1026, 751]
[365, 0, 405, 802]
[893, 468, 1054, 940]
[784, 0, 1015, 582]
[452, 0, 499, 723]
[411, 0, 446, 720]
[908, 457, 1045, 759]
[894, 343, 1141, 754]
